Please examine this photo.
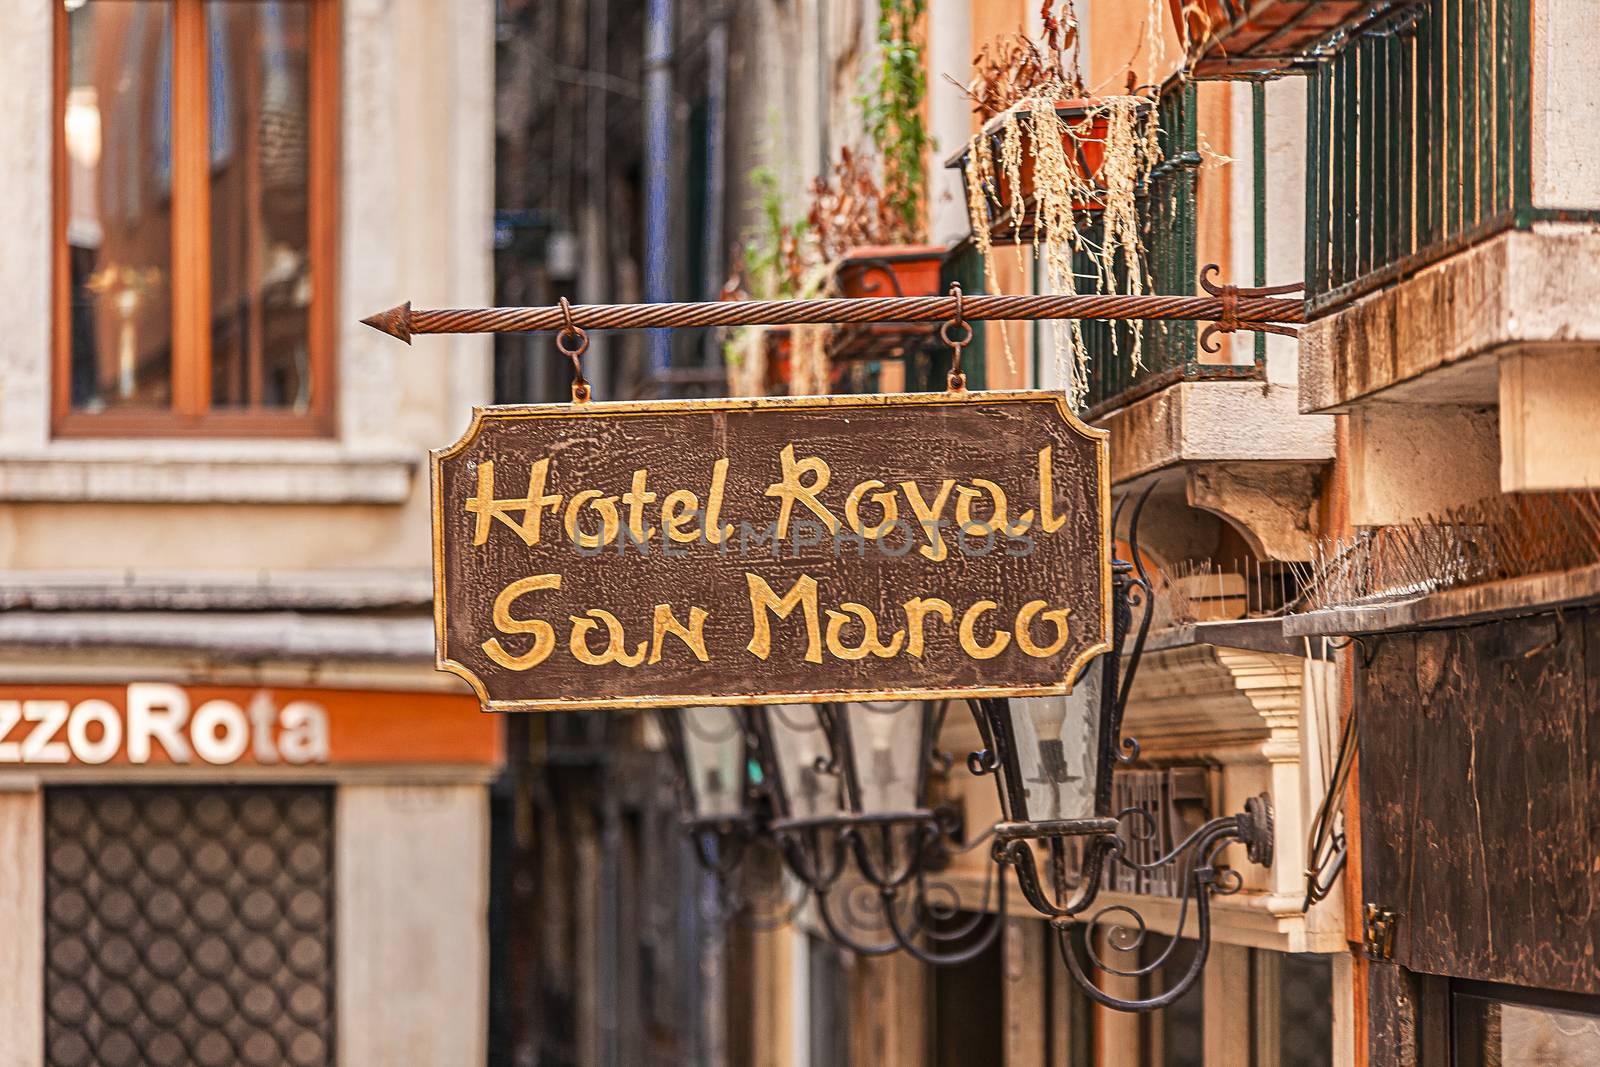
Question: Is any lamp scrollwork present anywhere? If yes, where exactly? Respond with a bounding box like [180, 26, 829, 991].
[656, 484, 1275, 1011]
[966, 485, 1277, 1012]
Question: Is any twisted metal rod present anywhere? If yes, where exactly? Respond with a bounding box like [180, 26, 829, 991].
[361, 285, 1303, 344]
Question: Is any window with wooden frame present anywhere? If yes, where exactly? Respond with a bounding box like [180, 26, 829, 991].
[54, 0, 337, 436]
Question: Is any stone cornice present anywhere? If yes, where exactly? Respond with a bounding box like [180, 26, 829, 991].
[1122, 643, 1303, 760]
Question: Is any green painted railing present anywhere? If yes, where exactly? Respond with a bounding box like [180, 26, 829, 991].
[1082, 84, 1262, 414]
[1305, 0, 1532, 311]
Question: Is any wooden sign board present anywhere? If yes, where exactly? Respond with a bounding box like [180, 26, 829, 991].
[433, 391, 1110, 710]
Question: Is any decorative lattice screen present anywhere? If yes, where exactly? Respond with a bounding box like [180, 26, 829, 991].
[44, 785, 335, 1067]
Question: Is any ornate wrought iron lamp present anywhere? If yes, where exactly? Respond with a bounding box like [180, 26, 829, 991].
[751, 699, 1006, 966]
[660, 700, 1004, 964]
[656, 705, 799, 926]
[967, 492, 1276, 1012]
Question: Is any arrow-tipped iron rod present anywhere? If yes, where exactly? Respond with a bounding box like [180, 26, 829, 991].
[361, 290, 1303, 344]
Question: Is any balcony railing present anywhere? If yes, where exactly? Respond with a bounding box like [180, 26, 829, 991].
[1305, 0, 1534, 312]
[1082, 85, 1263, 415]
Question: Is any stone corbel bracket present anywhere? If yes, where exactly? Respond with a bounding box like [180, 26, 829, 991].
[1185, 461, 1324, 562]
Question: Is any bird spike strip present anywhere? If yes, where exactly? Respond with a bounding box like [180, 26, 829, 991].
[361, 265, 1303, 345]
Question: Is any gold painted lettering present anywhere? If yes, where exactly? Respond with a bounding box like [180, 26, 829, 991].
[704, 458, 734, 545]
[621, 469, 657, 544]
[466, 459, 564, 546]
[662, 490, 702, 543]
[564, 490, 621, 549]
[958, 600, 1011, 660]
[824, 603, 906, 661]
[902, 597, 954, 658]
[482, 574, 560, 670]
[1038, 446, 1067, 534]
[955, 478, 1032, 536]
[765, 446, 840, 537]
[568, 609, 647, 667]
[899, 479, 957, 561]
[844, 479, 899, 539]
[1015, 600, 1072, 658]
[745, 573, 822, 663]
[650, 603, 710, 663]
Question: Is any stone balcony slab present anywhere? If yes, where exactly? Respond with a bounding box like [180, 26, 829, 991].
[1299, 226, 1600, 414]
[1093, 379, 1333, 559]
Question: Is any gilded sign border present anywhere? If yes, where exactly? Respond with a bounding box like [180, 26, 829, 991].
[431, 389, 1112, 711]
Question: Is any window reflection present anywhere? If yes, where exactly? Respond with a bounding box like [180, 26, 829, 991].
[66, 1, 175, 412]
[207, 1, 312, 412]
[1456, 992, 1600, 1066]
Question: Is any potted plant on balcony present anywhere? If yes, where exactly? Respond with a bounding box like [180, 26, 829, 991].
[802, 148, 948, 378]
[807, 149, 943, 302]
[947, 1, 1163, 408]
[726, 1, 942, 395]
[724, 149, 926, 396]
[722, 165, 818, 397]
[830, 0, 942, 303]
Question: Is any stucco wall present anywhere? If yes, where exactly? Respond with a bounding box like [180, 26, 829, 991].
[0, 0, 494, 574]
[337, 782, 490, 1066]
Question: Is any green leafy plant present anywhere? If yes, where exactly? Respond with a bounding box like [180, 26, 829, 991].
[859, 0, 929, 238]
[738, 164, 810, 300]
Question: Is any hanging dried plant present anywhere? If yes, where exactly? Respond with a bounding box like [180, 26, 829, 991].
[959, 2, 1085, 121]
[964, 94, 1161, 407]
[1095, 96, 1162, 372]
[805, 147, 918, 265]
[951, 3, 1162, 407]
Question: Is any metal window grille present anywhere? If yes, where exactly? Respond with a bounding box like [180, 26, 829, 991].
[1046, 767, 1215, 898]
[1109, 767, 1212, 898]
[1305, 0, 1538, 311]
[44, 785, 335, 1067]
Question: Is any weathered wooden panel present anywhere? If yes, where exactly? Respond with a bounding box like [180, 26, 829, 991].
[433, 392, 1110, 710]
[1357, 632, 1417, 935]
[1364, 961, 1417, 1067]
[1406, 626, 1494, 971]
[1366, 963, 1450, 1067]
[1356, 607, 1600, 994]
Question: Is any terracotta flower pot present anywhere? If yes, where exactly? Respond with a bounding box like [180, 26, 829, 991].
[947, 98, 1126, 243]
[1004, 99, 1114, 214]
[828, 245, 947, 360]
[832, 245, 946, 300]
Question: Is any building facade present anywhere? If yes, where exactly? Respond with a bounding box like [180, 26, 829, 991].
[704, 3, 1352, 1064]
[486, 0, 1360, 1064]
[0, 1, 500, 1064]
[500, 0, 1599, 1064]
[1286, 0, 1600, 1062]
[5, 1, 1594, 1065]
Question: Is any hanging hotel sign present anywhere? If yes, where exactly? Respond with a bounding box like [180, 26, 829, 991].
[433, 391, 1110, 710]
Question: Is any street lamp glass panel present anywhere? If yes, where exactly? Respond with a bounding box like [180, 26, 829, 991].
[680, 706, 746, 820]
[764, 704, 842, 820]
[842, 701, 925, 815]
[1006, 675, 1101, 823]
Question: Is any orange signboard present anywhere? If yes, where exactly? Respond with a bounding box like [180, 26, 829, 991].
[0, 685, 500, 769]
